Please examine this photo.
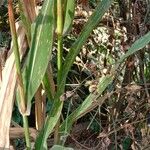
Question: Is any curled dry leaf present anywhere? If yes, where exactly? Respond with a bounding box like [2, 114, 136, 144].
[98, 131, 108, 138]
[0, 22, 27, 148]
[10, 127, 37, 141]
[124, 84, 142, 92]
[102, 137, 111, 149]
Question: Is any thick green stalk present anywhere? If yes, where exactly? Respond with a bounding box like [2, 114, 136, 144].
[23, 116, 31, 149]
[55, 0, 64, 144]
[8, 0, 31, 148]
[57, 0, 63, 84]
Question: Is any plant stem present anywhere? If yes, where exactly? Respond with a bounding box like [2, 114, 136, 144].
[8, 0, 31, 148]
[23, 116, 31, 149]
[57, 0, 63, 84]
[55, 0, 64, 144]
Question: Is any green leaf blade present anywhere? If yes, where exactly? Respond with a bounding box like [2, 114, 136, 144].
[63, 0, 75, 36]
[23, 0, 55, 109]
[35, 101, 63, 150]
[118, 31, 150, 63]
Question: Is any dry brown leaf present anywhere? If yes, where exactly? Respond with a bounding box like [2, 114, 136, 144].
[0, 22, 27, 148]
[98, 131, 108, 138]
[125, 84, 142, 92]
[10, 127, 37, 141]
[35, 85, 46, 130]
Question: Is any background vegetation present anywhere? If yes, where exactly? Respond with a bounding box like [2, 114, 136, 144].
[0, 0, 150, 149]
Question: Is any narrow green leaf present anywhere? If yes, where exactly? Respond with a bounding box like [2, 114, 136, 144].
[43, 71, 54, 101]
[35, 100, 63, 150]
[23, 0, 55, 111]
[63, 0, 75, 36]
[118, 31, 150, 63]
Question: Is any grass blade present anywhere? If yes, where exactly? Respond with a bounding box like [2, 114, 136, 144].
[35, 100, 63, 149]
[23, 0, 55, 113]
[63, 0, 75, 36]
[117, 31, 150, 63]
